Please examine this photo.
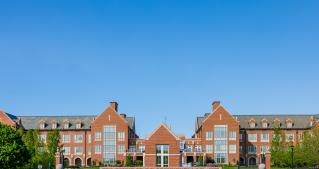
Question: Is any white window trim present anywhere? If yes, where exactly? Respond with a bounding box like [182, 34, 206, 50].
[206, 131, 213, 141]
[260, 134, 269, 142]
[229, 144, 236, 154]
[74, 147, 82, 155]
[248, 146, 257, 154]
[62, 135, 70, 143]
[95, 145, 101, 154]
[74, 134, 83, 143]
[248, 134, 257, 142]
[229, 131, 236, 141]
[63, 147, 70, 155]
[95, 132, 101, 141]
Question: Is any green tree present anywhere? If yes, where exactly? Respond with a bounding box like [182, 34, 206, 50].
[47, 129, 60, 168]
[22, 129, 51, 169]
[300, 127, 319, 167]
[271, 127, 287, 167]
[0, 123, 30, 169]
[125, 154, 133, 167]
[197, 156, 204, 166]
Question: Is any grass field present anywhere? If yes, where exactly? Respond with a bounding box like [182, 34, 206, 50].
[222, 166, 288, 169]
[79, 166, 289, 169]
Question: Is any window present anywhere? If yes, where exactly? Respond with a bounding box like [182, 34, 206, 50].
[118, 132, 125, 141]
[261, 145, 269, 154]
[205, 144, 212, 153]
[240, 145, 243, 154]
[74, 134, 83, 143]
[214, 140, 227, 152]
[214, 125, 227, 164]
[185, 145, 192, 152]
[156, 145, 169, 167]
[180, 141, 185, 151]
[103, 126, 116, 165]
[240, 133, 244, 141]
[287, 122, 293, 128]
[262, 122, 268, 128]
[62, 135, 70, 143]
[76, 123, 81, 129]
[229, 144, 236, 154]
[229, 131, 236, 140]
[95, 132, 101, 141]
[248, 134, 257, 142]
[195, 145, 202, 152]
[88, 134, 91, 143]
[128, 145, 136, 152]
[118, 144, 125, 154]
[286, 134, 294, 142]
[88, 146, 91, 154]
[39, 134, 46, 143]
[261, 133, 269, 142]
[40, 123, 45, 129]
[214, 153, 227, 164]
[206, 131, 213, 140]
[138, 145, 145, 153]
[214, 126, 227, 139]
[63, 147, 70, 154]
[249, 122, 256, 128]
[52, 123, 57, 129]
[95, 145, 101, 154]
[74, 147, 82, 154]
[248, 146, 257, 154]
[64, 123, 69, 129]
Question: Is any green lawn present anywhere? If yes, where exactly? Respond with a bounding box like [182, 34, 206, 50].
[222, 166, 289, 169]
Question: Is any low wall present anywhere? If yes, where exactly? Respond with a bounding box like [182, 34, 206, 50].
[100, 167, 221, 169]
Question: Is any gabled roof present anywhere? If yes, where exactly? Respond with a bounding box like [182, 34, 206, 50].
[196, 114, 314, 130]
[6, 114, 135, 130]
[234, 115, 313, 129]
[146, 123, 180, 140]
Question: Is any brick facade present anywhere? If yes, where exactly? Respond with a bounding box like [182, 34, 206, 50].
[0, 101, 318, 167]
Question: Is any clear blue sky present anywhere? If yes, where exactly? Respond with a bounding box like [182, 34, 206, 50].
[0, 0, 319, 137]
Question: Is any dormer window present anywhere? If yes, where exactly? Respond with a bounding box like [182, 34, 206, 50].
[274, 119, 281, 128]
[39, 120, 46, 129]
[76, 123, 81, 129]
[64, 123, 69, 129]
[286, 119, 293, 128]
[51, 121, 57, 129]
[75, 120, 82, 129]
[63, 120, 69, 129]
[261, 119, 268, 128]
[40, 123, 45, 129]
[250, 122, 256, 128]
[249, 119, 256, 128]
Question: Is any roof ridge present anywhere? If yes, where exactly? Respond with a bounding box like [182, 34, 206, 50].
[233, 114, 314, 116]
[17, 115, 96, 117]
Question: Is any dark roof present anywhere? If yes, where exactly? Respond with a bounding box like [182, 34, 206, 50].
[5, 113, 17, 120]
[14, 115, 135, 130]
[196, 114, 314, 130]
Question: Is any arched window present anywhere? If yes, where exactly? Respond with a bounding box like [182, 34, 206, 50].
[75, 158, 82, 167]
[63, 158, 70, 167]
[239, 157, 245, 166]
[248, 157, 256, 166]
[87, 158, 92, 166]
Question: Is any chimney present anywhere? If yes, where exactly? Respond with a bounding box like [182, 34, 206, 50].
[212, 101, 220, 111]
[120, 114, 126, 118]
[110, 101, 118, 112]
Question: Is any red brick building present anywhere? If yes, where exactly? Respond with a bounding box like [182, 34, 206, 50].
[0, 101, 318, 167]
